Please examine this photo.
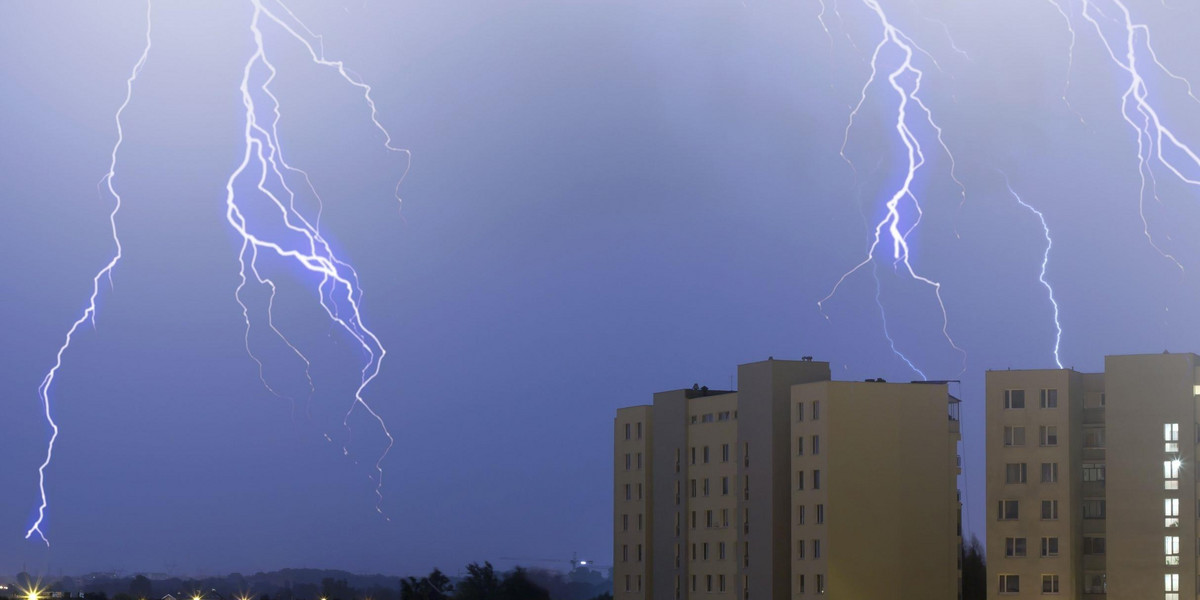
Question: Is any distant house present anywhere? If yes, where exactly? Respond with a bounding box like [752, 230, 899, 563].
[162, 594, 178, 600]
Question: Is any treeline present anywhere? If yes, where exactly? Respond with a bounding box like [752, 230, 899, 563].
[1, 565, 611, 600]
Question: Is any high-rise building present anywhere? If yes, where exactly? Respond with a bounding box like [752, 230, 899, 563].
[986, 352, 1200, 599]
[615, 358, 962, 600]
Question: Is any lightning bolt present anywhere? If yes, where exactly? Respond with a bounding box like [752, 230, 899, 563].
[26, 0, 154, 545]
[819, 0, 966, 378]
[1001, 175, 1064, 369]
[227, 0, 403, 514]
[1078, 0, 1200, 271]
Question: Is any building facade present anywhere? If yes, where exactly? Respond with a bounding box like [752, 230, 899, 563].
[615, 358, 962, 600]
[986, 352, 1200, 599]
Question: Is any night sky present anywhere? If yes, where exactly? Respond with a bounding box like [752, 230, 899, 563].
[4, 0, 1200, 577]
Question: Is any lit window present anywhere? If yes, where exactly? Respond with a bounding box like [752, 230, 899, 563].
[1006, 463, 1028, 484]
[1166, 423, 1180, 452]
[1040, 389, 1058, 409]
[998, 575, 1019, 594]
[1041, 575, 1059, 594]
[1166, 498, 1180, 528]
[1041, 462, 1058, 483]
[1004, 390, 1026, 409]
[1040, 426, 1058, 446]
[1166, 573, 1179, 597]
[1041, 537, 1059, 557]
[1003, 426, 1026, 447]
[1165, 536, 1180, 565]
[1004, 537, 1027, 557]
[1165, 459, 1181, 490]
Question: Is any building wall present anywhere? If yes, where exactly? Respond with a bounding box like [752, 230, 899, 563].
[615, 405, 653, 600]
[686, 393, 739, 598]
[799, 381, 959, 600]
[986, 369, 1085, 600]
[1105, 353, 1200, 600]
[652, 390, 691, 600]
[737, 359, 830, 600]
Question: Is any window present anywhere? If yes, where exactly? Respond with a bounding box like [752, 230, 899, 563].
[813, 539, 821, 558]
[816, 504, 825, 524]
[816, 574, 825, 594]
[637, 544, 643, 562]
[1041, 462, 1058, 483]
[1082, 537, 1105, 554]
[998, 500, 1019, 520]
[813, 400, 820, 420]
[637, 483, 643, 499]
[704, 446, 710, 463]
[622, 514, 628, 531]
[1083, 499, 1106, 519]
[701, 413, 714, 423]
[1166, 498, 1180, 528]
[1082, 463, 1105, 482]
[638, 513, 643, 530]
[722, 508, 729, 527]
[719, 542, 726, 560]
[691, 447, 696, 465]
[1084, 428, 1105, 448]
[691, 511, 696, 529]
[622, 544, 628, 562]
[1041, 574, 1059, 594]
[706, 510, 714, 528]
[1006, 463, 1028, 484]
[1166, 423, 1180, 452]
[814, 470, 821, 490]
[1042, 500, 1059, 520]
[637, 452, 642, 469]
[703, 542, 709, 561]
[624, 575, 630, 592]
[1040, 389, 1058, 408]
[637, 422, 642, 439]
[797, 401, 805, 421]
[718, 411, 731, 421]
[625, 453, 631, 470]
[690, 415, 697, 424]
[798, 471, 805, 491]
[625, 484, 631, 501]
[1003, 426, 1026, 447]
[813, 435, 820, 455]
[704, 478, 710, 496]
[1039, 426, 1058, 446]
[722, 443, 730, 462]
[1166, 573, 1179, 596]
[797, 505, 806, 525]
[1004, 537, 1027, 557]
[798, 574, 805, 593]
[624, 423, 631, 440]
[797, 436, 804, 456]
[691, 479, 697, 498]
[797, 539, 806, 559]
[675, 449, 681, 473]
[1166, 536, 1180, 565]
[1004, 390, 1026, 409]
[719, 575, 726, 593]
[1165, 459, 1181, 490]
[1041, 537, 1059, 557]
[722, 476, 730, 496]
[998, 575, 1019, 593]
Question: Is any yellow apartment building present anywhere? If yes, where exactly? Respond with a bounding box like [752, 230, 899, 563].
[616, 357, 962, 600]
[986, 352, 1200, 599]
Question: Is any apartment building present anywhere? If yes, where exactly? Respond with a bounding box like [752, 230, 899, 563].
[986, 352, 1200, 599]
[615, 358, 962, 600]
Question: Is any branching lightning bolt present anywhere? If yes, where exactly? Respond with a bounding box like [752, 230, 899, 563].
[1001, 175, 1064, 369]
[819, 0, 966, 378]
[227, 0, 403, 515]
[1078, 0, 1200, 271]
[27, 0, 154, 545]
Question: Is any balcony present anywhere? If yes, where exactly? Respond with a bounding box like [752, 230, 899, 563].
[1083, 407, 1105, 425]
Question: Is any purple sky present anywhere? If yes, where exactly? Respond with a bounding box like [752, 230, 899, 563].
[3, 0, 1200, 577]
